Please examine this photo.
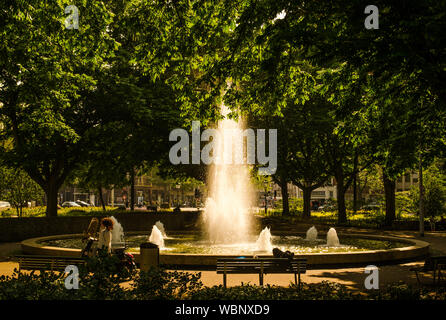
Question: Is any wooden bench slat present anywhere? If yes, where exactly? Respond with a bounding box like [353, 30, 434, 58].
[14, 255, 86, 272]
[217, 257, 307, 287]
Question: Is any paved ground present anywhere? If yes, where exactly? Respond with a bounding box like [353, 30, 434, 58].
[1, 229, 444, 291]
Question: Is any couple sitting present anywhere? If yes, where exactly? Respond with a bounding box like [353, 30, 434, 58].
[81, 217, 114, 257]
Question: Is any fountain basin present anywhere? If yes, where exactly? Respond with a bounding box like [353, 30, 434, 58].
[21, 231, 430, 269]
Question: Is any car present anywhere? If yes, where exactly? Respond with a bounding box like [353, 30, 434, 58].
[113, 203, 126, 209]
[160, 202, 170, 209]
[75, 200, 92, 207]
[361, 204, 381, 211]
[61, 201, 81, 208]
[0, 201, 11, 209]
[318, 205, 336, 212]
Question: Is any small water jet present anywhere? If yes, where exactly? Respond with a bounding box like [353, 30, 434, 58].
[256, 227, 273, 252]
[109, 216, 125, 245]
[327, 228, 340, 247]
[155, 221, 167, 238]
[149, 225, 165, 249]
[306, 226, 318, 241]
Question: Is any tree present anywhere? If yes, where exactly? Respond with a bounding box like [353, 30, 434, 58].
[409, 160, 446, 223]
[217, 0, 446, 226]
[0, 1, 117, 217]
[253, 96, 331, 218]
[291, 0, 446, 227]
[0, 0, 222, 217]
[0, 167, 44, 217]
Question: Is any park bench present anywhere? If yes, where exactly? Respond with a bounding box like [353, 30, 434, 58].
[410, 255, 446, 285]
[13, 255, 86, 272]
[216, 257, 307, 288]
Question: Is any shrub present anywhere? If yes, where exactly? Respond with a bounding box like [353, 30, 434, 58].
[130, 268, 203, 300]
[3, 259, 446, 300]
[0, 252, 133, 300]
[0, 270, 66, 300]
[408, 161, 446, 220]
[289, 197, 303, 213]
[72, 251, 134, 300]
[190, 281, 361, 300]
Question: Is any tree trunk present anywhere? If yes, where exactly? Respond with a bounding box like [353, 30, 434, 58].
[302, 187, 312, 219]
[98, 186, 106, 211]
[419, 157, 425, 237]
[130, 169, 135, 211]
[45, 181, 59, 217]
[353, 153, 358, 214]
[383, 173, 396, 227]
[280, 178, 289, 216]
[335, 173, 347, 224]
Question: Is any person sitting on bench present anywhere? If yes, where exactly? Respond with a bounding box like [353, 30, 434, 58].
[81, 218, 99, 257]
[97, 217, 114, 255]
[272, 247, 295, 259]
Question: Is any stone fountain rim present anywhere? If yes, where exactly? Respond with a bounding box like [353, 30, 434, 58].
[20, 231, 430, 267]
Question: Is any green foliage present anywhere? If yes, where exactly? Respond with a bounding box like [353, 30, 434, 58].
[0, 0, 118, 217]
[0, 252, 133, 300]
[0, 167, 44, 217]
[73, 251, 135, 300]
[190, 281, 359, 300]
[409, 162, 446, 218]
[0, 270, 67, 300]
[289, 197, 303, 213]
[292, 209, 418, 229]
[365, 282, 446, 301]
[0, 206, 185, 218]
[130, 268, 203, 300]
[395, 191, 414, 218]
[2, 263, 446, 300]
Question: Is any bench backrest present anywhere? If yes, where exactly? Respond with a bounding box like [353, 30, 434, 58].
[14, 255, 86, 272]
[217, 258, 307, 274]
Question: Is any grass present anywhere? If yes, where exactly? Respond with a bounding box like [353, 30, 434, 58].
[0, 206, 175, 218]
[0, 205, 424, 230]
[259, 208, 421, 229]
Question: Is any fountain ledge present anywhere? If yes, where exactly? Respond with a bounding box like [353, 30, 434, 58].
[21, 232, 430, 269]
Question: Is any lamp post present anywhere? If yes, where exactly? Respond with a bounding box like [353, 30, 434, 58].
[264, 181, 268, 215]
[175, 184, 181, 207]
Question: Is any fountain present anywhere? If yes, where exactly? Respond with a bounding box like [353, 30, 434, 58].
[149, 225, 165, 248]
[203, 104, 254, 243]
[22, 105, 429, 268]
[109, 216, 125, 245]
[327, 228, 340, 247]
[306, 226, 318, 241]
[256, 227, 273, 252]
[155, 221, 167, 238]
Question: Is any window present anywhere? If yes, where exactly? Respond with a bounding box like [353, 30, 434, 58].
[397, 177, 402, 182]
[405, 174, 410, 183]
[413, 178, 418, 183]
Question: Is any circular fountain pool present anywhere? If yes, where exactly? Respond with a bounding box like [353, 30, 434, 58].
[21, 231, 430, 268]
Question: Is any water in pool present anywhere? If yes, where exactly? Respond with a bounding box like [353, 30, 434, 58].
[39, 233, 407, 255]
